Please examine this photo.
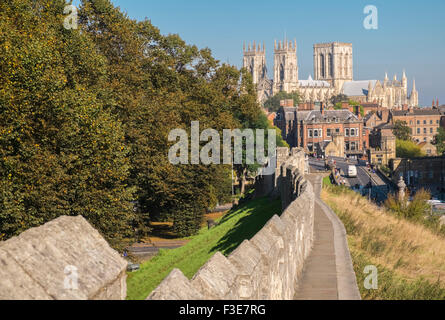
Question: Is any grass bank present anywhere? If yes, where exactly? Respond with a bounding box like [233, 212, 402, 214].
[126, 196, 282, 300]
[322, 185, 445, 300]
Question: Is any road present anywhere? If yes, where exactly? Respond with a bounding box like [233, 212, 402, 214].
[309, 157, 393, 203]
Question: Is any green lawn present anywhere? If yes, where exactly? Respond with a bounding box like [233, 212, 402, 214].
[126, 196, 282, 300]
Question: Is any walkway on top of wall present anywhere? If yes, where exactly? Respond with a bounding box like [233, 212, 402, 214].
[294, 175, 361, 300]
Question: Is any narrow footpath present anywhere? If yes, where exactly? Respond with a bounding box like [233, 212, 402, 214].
[294, 175, 361, 300]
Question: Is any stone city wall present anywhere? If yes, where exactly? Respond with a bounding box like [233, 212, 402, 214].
[148, 149, 315, 300]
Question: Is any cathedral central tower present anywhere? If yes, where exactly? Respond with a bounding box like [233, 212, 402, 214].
[314, 42, 353, 93]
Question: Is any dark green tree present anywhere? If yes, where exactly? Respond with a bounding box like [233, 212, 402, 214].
[330, 94, 349, 106]
[433, 127, 445, 155]
[263, 91, 301, 113]
[393, 120, 412, 141]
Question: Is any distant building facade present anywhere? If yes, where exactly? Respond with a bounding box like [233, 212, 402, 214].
[390, 108, 442, 143]
[368, 123, 397, 166]
[417, 141, 438, 156]
[390, 156, 445, 199]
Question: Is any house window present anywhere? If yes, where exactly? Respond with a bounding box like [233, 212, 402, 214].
[423, 120, 427, 125]
[410, 120, 413, 125]
[430, 120, 433, 125]
[346, 129, 350, 137]
[336, 128, 340, 133]
[327, 129, 332, 137]
[351, 142, 356, 151]
[430, 128, 434, 134]
[417, 128, 421, 134]
[314, 130, 319, 137]
[308, 129, 313, 138]
[350, 129, 355, 137]
[417, 120, 420, 125]
[319, 129, 323, 138]
[424, 128, 427, 134]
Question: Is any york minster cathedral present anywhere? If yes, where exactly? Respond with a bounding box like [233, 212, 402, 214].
[243, 40, 419, 108]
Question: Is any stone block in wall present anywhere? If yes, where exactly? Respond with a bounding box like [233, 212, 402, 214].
[228, 240, 263, 300]
[249, 217, 288, 300]
[148, 269, 204, 300]
[0, 216, 127, 300]
[191, 252, 239, 300]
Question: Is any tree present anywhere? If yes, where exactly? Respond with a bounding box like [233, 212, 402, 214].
[393, 121, 412, 141]
[433, 127, 445, 155]
[330, 94, 349, 106]
[0, 0, 135, 249]
[396, 140, 425, 159]
[263, 91, 301, 113]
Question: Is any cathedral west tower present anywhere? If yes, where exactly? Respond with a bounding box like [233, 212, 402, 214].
[273, 39, 299, 95]
[243, 42, 272, 103]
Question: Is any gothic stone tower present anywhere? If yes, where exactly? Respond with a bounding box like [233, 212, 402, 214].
[243, 42, 271, 102]
[243, 41, 267, 85]
[273, 39, 298, 95]
[314, 42, 353, 93]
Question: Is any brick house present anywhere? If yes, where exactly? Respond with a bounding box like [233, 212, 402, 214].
[390, 108, 442, 143]
[275, 106, 366, 158]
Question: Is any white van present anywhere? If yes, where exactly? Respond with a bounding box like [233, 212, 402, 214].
[348, 165, 358, 178]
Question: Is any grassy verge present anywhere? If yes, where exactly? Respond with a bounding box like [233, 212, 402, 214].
[323, 175, 332, 187]
[126, 196, 282, 300]
[322, 185, 445, 300]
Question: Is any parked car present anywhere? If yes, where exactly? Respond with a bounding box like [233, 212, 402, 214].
[348, 165, 358, 178]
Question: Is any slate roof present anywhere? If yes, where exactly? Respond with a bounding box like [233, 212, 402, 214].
[343, 80, 377, 96]
[299, 75, 331, 88]
[302, 110, 360, 123]
[374, 122, 394, 130]
[392, 109, 441, 117]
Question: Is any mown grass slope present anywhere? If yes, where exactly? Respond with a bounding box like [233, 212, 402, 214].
[322, 185, 445, 300]
[126, 197, 282, 300]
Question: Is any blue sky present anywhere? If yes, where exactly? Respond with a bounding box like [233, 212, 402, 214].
[108, 0, 445, 106]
